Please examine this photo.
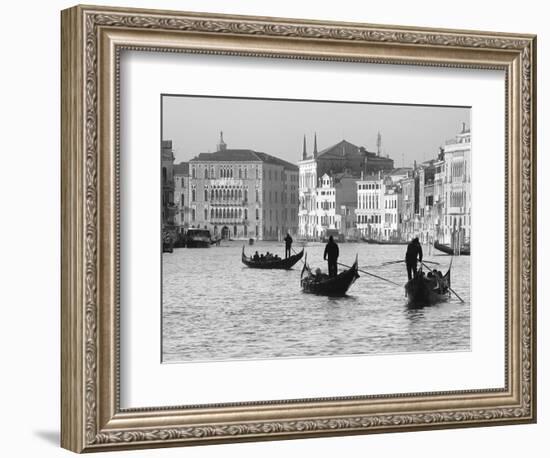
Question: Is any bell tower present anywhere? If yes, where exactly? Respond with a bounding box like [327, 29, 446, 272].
[217, 131, 227, 151]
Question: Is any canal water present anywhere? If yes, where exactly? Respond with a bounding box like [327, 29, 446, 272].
[162, 241, 470, 363]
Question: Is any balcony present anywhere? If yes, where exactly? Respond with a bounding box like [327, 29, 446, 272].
[208, 219, 247, 225]
[209, 199, 249, 205]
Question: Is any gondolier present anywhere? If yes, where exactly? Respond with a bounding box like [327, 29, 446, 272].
[323, 235, 339, 277]
[405, 237, 423, 280]
[284, 232, 293, 258]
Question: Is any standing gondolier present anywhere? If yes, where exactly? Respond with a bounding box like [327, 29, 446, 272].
[284, 232, 293, 258]
[324, 235, 339, 277]
[405, 237, 423, 280]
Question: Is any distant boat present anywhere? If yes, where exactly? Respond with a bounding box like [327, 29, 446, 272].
[162, 229, 174, 253]
[300, 255, 359, 296]
[185, 228, 212, 248]
[434, 240, 470, 256]
[405, 267, 451, 307]
[242, 247, 304, 270]
[363, 238, 408, 245]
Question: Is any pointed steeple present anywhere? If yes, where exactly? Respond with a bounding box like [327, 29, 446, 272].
[217, 131, 227, 151]
[313, 132, 318, 158]
[302, 134, 307, 160]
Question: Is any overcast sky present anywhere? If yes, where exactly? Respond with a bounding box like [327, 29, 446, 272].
[162, 95, 470, 167]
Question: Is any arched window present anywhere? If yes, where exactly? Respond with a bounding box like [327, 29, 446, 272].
[239, 168, 242, 179]
[211, 208, 214, 219]
[256, 208, 259, 220]
[244, 189, 248, 202]
[191, 188, 196, 202]
[244, 209, 248, 220]
[162, 167, 167, 183]
[204, 208, 208, 220]
[204, 168, 208, 179]
[210, 189, 214, 200]
[204, 189, 208, 201]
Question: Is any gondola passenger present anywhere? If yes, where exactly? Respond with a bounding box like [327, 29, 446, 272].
[253, 251, 260, 261]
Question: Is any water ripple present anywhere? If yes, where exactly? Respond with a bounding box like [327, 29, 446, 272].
[162, 242, 470, 362]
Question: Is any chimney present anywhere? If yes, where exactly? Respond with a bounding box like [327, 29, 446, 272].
[302, 135, 307, 160]
[461, 122, 466, 133]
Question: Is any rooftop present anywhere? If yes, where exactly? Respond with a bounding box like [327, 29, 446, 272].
[190, 149, 298, 171]
[173, 162, 189, 175]
[388, 167, 413, 176]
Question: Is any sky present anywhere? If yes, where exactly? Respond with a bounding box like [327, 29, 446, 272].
[162, 95, 470, 168]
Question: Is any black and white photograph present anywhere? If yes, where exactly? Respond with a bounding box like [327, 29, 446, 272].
[161, 95, 472, 363]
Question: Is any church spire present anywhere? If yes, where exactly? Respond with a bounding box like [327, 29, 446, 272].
[302, 134, 307, 160]
[217, 131, 227, 151]
[313, 132, 318, 158]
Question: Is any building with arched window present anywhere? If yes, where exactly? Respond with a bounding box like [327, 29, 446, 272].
[186, 132, 299, 240]
[299, 134, 394, 239]
[439, 123, 471, 247]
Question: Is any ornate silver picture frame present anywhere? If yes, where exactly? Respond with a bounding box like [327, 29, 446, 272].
[61, 4, 536, 453]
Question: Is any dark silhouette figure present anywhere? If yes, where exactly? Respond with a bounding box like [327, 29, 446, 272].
[284, 233, 293, 258]
[324, 235, 340, 277]
[406, 237, 423, 280]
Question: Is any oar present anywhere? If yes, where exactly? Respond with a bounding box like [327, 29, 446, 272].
[420, 261, 464, 303]
[382, 259, 406, 265]
[336, 261, 401, 287]
[383, 259, 440, 266]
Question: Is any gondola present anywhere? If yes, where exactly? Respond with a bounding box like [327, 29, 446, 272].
[434, 240, 470, 256]
[405, 266, 451, 307]
[300, 255, 359, 296]
[241, 246, 304, 270]
[363, 238, 408, 245]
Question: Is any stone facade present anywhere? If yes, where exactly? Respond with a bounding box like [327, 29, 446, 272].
[187, 134, 298, 240]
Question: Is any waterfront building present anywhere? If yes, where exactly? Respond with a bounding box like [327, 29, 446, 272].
[173, 162, 190, 234]
[298, 134, 393, 238]
[382, 182, 402, 241]
[311, 172, 357, 239]
[416, 160, 437, 244]
[432, 154, 446, 242]
[161, 140, 177, 234]
[355, 173, 384, 239]
[440, 123, 472, 247]
[399, 173, 416, 241]
[187, 132, 299, 240]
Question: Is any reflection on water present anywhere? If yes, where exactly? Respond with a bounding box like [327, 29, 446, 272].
[162, 241, 470, 362]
